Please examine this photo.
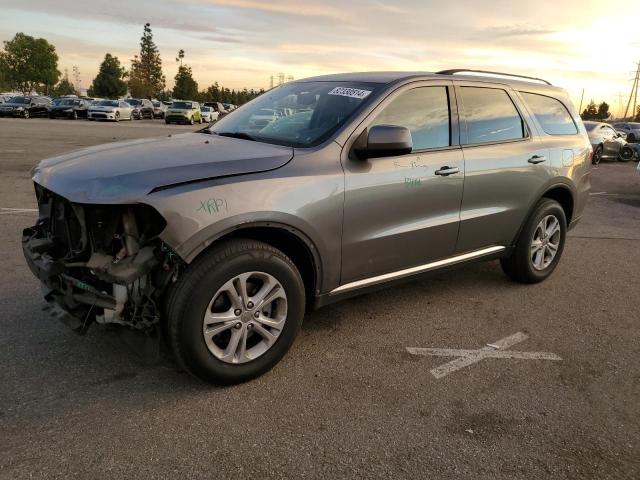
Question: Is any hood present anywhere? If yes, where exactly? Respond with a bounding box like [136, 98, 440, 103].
[32, 132, 294, 204]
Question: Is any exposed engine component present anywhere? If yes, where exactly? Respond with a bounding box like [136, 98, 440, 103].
[22, 184, 181, 333]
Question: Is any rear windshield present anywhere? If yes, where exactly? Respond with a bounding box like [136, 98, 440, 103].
[520, 92, 577, 135]
[126, 99, 142, 106]
[60, 99, 80, 106]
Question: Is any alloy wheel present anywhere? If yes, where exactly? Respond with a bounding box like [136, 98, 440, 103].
[202, 271, 288, 364]
[530, 215, 561, 271]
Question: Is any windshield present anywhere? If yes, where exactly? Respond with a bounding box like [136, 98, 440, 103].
[209, 81, 380, 147]
[629, 123, 640, 128]
[60, 99, 79, 106]
[96, 100, 119, 107]
[9, 96, 30, 104]
[201, 106, 211, 112]
[127, 99, 142, 106]
[171, 101, 193, 109]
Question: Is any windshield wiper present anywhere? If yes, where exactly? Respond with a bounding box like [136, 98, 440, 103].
[214, 131, 257, 142]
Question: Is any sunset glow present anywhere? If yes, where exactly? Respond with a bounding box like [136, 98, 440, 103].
[1, 0, 638, 115]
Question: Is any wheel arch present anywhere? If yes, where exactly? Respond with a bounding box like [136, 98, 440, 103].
[186, 221, 323, 310]
[510, 182, 576, 246]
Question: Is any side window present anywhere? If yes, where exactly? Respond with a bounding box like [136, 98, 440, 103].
[520, 92, 578, 135]
[601, 126, 615, 138]
[120, 102, 127, 108]
[370, 86, 450, 150]
[459, 87, 525, 144]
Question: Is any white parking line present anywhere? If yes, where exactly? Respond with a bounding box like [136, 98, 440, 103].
[0, 208, 38, 216]
[407, 332, 561, 379]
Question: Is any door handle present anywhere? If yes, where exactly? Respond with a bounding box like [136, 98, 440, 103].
[528, 155, 546, 164]
[434, 166, 459, 176]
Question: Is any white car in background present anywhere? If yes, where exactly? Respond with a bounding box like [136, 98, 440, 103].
[88, 99, 135, 122]
[200, 105, 219, 123]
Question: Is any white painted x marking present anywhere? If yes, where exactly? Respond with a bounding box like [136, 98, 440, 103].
[407, 332, 561, 379]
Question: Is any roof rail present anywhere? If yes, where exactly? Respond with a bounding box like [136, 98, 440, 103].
[436, 69, 552, 86]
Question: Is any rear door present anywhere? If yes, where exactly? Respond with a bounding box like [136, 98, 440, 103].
[455, 82, 552, 252]
[340, 81, 465, 284]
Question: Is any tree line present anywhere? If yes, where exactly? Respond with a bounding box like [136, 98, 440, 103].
[0, 24, 264, 105]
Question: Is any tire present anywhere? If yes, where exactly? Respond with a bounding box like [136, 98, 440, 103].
[49, 114, 55, 119]
[23, 110, 29, 119]
[629, 134, 636, 144]
[165, 119, 170, 125]
[618, 146, 633, 162]
[165, 239, 305, 385]
[500, 198, 567, 284]
[189, 116, 195, 125]
[592, 144, 603, 165]
[72, 111, 78, 120]
[199, 117, 203, 124]
[115, 112, 120, 122]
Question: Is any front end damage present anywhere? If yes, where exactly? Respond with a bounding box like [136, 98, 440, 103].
[22, 183, 182, 334]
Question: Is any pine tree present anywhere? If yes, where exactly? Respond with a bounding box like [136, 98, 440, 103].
[128, 23, 165, 98]
[88, 54, 127, 98]
[581, 100, 598, 121]
[172, 50, 198, 100]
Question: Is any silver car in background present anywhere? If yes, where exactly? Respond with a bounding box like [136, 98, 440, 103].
[584, 121, 636, 164]
[87, 99, 135, 121]
[612, 122, 640, 143]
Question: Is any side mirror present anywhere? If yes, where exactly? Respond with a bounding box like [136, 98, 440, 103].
[354, 125, 413, 159]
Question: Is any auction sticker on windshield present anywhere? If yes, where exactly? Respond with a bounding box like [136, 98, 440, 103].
[328, 87, 372, 99]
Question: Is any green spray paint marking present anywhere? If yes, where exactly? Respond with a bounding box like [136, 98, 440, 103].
[197, 198, 228, 215]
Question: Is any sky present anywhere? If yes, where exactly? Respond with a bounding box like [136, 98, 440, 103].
[0, 0, 638, 116]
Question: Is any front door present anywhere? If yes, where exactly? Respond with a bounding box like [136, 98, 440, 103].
[340, 83, 464, 285]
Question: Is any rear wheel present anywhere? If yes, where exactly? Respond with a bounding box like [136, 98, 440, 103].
[23, 110, 29, 119]
[592, 144, 603, 165]
[115, 111, 120, 122]
[189, 116, 195, 125]
[166, 239, 305, 385]
[618, 146, 634, 162]
[500, 198, 567, 284]
[72, 111, 78, 120]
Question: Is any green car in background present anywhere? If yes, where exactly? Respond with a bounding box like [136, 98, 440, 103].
[165, 100, 203, 125]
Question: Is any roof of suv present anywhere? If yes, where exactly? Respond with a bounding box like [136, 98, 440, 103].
[296, 71, 565, 94]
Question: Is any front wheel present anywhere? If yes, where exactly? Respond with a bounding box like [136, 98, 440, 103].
[23, 110, 29, 119]
[114, 111, 120, 122]
[166, 239, 305, 385]
[500, 198, 567, 284]
[72, 111, 78, 120]
[189, 116, 195, 125]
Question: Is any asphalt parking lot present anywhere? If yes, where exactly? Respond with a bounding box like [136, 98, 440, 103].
[1, 117, 639, 479]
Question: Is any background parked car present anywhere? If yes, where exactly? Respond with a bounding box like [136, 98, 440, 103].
[125, 98, 154, 119]
[165, 100, 203, 124]
[88, 99, 135, 122]
[200, 105, 219, 123]
[204, 102, 228, 119]
[612, 122, 640, 143]
[584, 121, 636, 164]
[49, 98, 91, 120]
[0, 96, 51, 118]
[152, 100, 167, 119]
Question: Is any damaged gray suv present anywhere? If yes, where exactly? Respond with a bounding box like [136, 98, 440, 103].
[23, 70, 591, 384]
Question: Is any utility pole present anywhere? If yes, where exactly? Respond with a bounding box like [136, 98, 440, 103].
[578, 88, 585, 114]
[623, 62, 639, 120]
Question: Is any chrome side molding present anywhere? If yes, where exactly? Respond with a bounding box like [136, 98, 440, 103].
[330, 246, 506, 295]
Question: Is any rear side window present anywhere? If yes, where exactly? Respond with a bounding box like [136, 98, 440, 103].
[370, 86, 450, 150]
[459, 87, 525, 145]
[520, 92, 577, 135]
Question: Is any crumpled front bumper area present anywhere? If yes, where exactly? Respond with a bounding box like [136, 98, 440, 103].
[23, 231, 116, 333]
[22, 184, 178, 334]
